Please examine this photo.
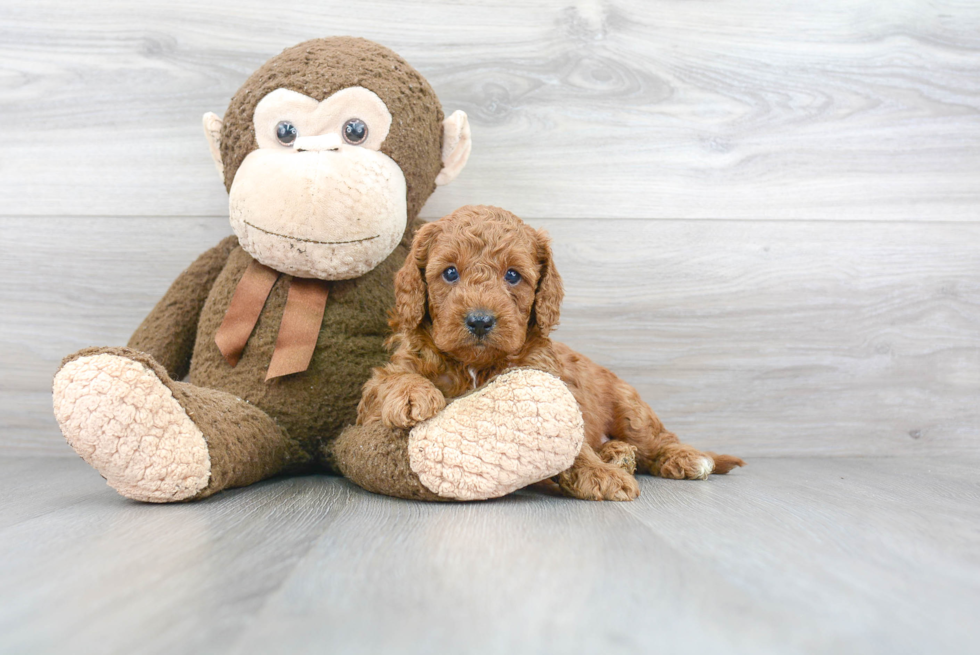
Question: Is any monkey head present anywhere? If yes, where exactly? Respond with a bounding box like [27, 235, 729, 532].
[202, 37, 471, 280]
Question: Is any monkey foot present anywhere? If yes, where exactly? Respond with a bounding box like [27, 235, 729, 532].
[407, 368, 585, 501]
[53, 351, 211, 502]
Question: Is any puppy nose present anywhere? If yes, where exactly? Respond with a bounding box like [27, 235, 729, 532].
[465, 312, 496, 338]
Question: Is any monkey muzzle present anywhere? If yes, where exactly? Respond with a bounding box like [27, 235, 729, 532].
[228, 146, 407, 280]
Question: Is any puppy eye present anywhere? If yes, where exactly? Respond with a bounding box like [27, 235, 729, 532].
[343, 118, 368, 145]
[504, 269, 522, 285]
[442, 266, 459, 283]
[276, 121, 298, 146]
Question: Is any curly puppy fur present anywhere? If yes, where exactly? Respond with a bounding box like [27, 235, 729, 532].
[358, 205, 745, 500]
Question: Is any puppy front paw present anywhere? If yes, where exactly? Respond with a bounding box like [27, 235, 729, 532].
[558, 464, 640, 502]
[381, 378, 447, 430]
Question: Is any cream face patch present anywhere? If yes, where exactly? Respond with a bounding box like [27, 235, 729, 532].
[230, 87, 407, 281]
[253, 87, 392, 152]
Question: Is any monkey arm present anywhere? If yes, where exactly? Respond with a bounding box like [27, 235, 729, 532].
[127, 235, 240, 380]
[335, 368, 585, 502]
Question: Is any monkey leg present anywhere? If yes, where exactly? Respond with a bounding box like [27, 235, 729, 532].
[330, 422, 447, 502]
[53, 347, 309, 503]
[331, 369, 586, 501]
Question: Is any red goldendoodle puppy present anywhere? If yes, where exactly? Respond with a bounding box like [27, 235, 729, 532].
[358, 205, 744, 500]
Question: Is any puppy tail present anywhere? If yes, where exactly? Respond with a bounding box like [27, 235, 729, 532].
[706, 452, 746, 475]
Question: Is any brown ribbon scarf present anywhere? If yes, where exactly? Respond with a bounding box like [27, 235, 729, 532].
[214, 260, 329, 380]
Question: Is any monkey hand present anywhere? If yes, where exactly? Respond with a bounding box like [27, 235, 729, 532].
[380, 374, 447, 430]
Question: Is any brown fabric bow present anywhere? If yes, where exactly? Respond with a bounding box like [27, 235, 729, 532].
[214, 260, 329, 380]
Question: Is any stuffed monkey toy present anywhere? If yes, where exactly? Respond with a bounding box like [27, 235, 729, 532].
[52, 37, 584, 503]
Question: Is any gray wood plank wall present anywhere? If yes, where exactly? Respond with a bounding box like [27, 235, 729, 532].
[1, 0, 977, 457]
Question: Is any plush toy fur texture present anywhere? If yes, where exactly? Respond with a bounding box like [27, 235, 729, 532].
[53, 37, 581, 503]
[54, 352, 212, 502]
[57, 227, 410, 500]
[407, 368, 585, 501]
[52, 37, 439, 500]
[219, 37, 444, 222]
[331, 368, 586, 502]
[54, 348, 294, 502]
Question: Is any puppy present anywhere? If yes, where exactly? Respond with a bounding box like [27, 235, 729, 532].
[358, 205, 744, 500]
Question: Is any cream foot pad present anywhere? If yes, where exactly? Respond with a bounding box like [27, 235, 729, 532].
[53, 353, 211, 502]
[408, 369, 585, 500]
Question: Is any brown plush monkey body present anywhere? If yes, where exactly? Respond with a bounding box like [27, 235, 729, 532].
[152, 236, 408, 463]
[53, 38, 478, 502]
[54, 37, 591, 503]
[184, 244, 398, 464]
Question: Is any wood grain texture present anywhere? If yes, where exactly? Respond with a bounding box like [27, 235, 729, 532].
[0, 458, 352, 655]
[2, 456, 978, 654]
[1, 0, 978, 220]
[2, 216, 976, 457]
[3, 4, 977, 652]
[0, 217, 235, 456]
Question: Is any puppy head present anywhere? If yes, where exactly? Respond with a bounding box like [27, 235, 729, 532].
[392, 205, 563, 366]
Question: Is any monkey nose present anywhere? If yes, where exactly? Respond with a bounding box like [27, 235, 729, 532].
[294, 134, 342, 152]
[465, 312, 496, 338]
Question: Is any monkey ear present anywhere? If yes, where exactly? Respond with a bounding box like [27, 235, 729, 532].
[392, 222, 442, 332]
[202, 112, 225, 180]
[532, 229, 564, 337]
[435, 110, 471, 186]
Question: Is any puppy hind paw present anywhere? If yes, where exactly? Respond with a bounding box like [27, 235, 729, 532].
[558, 465, 640, 502]
[598, 440, 638, 474]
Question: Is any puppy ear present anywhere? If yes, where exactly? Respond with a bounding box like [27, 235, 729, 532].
[532, 228, 564, 336]
[392, 222, 441, 332]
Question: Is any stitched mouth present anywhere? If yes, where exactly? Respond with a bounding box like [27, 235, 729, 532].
[243, 220, 379, 245]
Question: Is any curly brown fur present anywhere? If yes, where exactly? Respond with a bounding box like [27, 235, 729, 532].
[358, 205, 745, 500]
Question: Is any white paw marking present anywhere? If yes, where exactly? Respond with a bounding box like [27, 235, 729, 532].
[695, 456, 714, 480]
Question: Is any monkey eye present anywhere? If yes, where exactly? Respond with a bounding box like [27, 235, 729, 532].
[442, 266, 459, 283]
[504, 269, 522, 285]
[276, 121, 298, 147]
[343, 118, 368, 145]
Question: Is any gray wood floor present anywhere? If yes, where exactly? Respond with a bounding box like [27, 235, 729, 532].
[2, 455, 978, 654]
[2, 1, 978, 653]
